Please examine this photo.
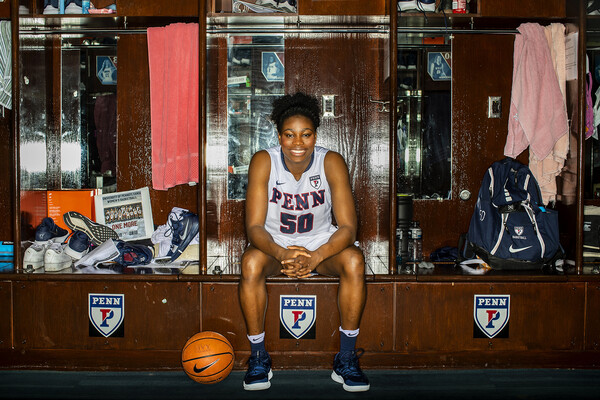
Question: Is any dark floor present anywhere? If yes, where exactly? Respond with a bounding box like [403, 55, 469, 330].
[1, 369, 600, 400]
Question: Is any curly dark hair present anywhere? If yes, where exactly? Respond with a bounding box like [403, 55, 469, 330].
[270, 92, 321, 133]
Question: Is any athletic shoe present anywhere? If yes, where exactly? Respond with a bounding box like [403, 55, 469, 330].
[167, 211, 199, 262]
[151, 207, 200, 259]
[35, 217, 69, 243]
[23, 242, 47, 270]
[74, 238, 120, 267]
[44, 243, 73, 272]
[256, 0, 296, 13]
[398, 0, 417, 11]
[417, 0, 436, 12]
[63, 211, 119, 246]
[64, 2, 82, 13]
[589, 0, 600, 15]
[243, 350, 273, 391]
[331, 350, 370, 392]
[64, 230, 91, 260]
[115, 240, 154, 266]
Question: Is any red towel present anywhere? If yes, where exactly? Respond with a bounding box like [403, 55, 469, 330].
[147, 23, 199, 190]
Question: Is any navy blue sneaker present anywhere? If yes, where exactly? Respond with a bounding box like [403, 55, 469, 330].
[331, 350, 370, 392]
[64, 230, 91, 260]
[115, 240, 154, 266]
[35, 217, 69, 243]
[243, 350, 273, 391]
[167, 211, 199, 262]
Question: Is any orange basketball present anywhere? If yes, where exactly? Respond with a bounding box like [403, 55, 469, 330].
[181, 331, 234, 384]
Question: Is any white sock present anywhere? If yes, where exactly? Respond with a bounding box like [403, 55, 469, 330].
[247, 332, 265, 344]
[339, 326, 359, 337]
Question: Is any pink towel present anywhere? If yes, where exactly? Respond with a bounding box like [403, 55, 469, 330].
[504, 23, 569, 162]
[147, 23, 199, 191]
[527, 23, 569, 205]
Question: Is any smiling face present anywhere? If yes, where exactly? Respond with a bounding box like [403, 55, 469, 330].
[278, 114, 317, 172]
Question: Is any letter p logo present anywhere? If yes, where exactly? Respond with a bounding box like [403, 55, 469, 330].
[291, 311, 306, 329]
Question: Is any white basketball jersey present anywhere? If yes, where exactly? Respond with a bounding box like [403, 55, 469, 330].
[264, 145, 338, 251]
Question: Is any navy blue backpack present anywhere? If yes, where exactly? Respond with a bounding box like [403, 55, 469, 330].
[463, 158, 562, 270]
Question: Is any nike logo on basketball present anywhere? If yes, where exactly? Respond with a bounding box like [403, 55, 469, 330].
[509, 245, 532, 253]
[193, 359, 218, 373]
[276, 181, 285, 185]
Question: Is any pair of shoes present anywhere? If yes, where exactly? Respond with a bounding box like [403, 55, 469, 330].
[167, 211, 199, 262]
[331, 350, 370, 392]
[23, 217, 70, 270]
[74, 238, 153, 268]
[398, 0, 436, 12]
[63, 211, 119, 246]
[243, 350, 273, 391]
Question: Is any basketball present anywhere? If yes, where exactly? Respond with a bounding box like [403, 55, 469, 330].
[181, 331, 234, 384]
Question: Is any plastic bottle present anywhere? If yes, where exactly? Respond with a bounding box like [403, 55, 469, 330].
[408, 221, 423, 262]
[452, 0, 467, 13]
[82, 0, 90, 14]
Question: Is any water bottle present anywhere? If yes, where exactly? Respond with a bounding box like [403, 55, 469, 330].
[396, 228, 403, 268]
[408, 221, 423, 262]
[396, 194, 413, 269]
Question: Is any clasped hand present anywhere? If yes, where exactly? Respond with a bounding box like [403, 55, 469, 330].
[280, 245, 318, 279]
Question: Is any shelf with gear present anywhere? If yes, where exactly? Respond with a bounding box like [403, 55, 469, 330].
[225, 35, 285, 200]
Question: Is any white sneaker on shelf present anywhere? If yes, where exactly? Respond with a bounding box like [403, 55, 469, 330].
[43, 5, 59, 14]
[398, 0, 417, 11]
[44, 243, 73, 272]
[65, 3, 82, 14]
[417, 0, 436, 12]
[23, 242, 48, 271]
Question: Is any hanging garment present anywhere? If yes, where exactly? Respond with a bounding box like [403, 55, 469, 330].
[504, 23, 569, 205]
[147, 23, 199, 190]
[504, 23, 569, 161]
[527, 23, 570, 205]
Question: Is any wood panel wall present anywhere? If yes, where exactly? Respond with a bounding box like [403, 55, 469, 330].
[118, 0, 199, 17]
[3, 277, 600, 370]
[298, 0, 388, 15]
[479, 0, 566, 18]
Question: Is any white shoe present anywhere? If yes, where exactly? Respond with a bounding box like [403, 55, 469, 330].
[74, 238, 120, 267]
[43, 5, 59, 14]
[44, 243, 73, 272]
[65, 3, 82, 13]
[398, 0, 417, 11]
[23, 242, 48, 271]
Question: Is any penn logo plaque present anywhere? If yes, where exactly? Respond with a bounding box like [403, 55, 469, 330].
[89, 293, 124, 338]
[280, 295, 316, 340]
